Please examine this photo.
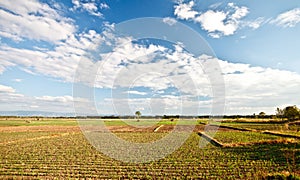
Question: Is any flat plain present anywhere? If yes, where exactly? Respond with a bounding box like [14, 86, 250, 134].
[0, 117, 299, 179]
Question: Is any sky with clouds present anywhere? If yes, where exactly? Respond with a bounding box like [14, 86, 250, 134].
[0, 0, 299, 116]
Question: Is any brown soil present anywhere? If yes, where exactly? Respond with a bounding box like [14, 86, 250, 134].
[106, 125, 157, 132]
[0, 124, 241, 133]
[155, 125, 241, 132]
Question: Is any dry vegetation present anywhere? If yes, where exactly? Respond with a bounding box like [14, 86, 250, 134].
[0, 118, 299, 179]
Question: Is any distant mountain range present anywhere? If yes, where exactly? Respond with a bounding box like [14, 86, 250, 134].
[0, 111, 76, 117]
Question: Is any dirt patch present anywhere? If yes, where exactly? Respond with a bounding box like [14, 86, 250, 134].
[107, 125, 157, 132]
[155, 125, 242, 132]
[79, 125, 159, 133]
[0, 124, 242, 133]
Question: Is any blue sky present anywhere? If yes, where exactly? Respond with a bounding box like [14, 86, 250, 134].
[0, 0, 300, 115]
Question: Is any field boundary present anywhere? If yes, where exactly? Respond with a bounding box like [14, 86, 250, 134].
[153, 125, 164, 132]
[209, 124, 255, 132]
[197, 132, 224, 147]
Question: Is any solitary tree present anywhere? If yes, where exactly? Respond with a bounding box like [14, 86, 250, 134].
[135, 111, 141, 121]
[258, 112, 266, 118]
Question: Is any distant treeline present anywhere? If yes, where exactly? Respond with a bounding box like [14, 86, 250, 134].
[0, 116, 74, 119]
[0, 115, 278, 119]
[75, 115, 275, 119]
[221, 115, 274, 119]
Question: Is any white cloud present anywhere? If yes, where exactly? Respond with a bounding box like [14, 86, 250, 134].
[13, 79, 22, 82]
[174, 1, 256, 38]
[162, 17, 177, 26]
[0, 87, 93, 113]
[100, 3, 109, 9]
[0, 84, 16, 93]
[1, 19, 300, 115]
[219, 60, 300, 114]
[94, 41, 170, 89]
[271, 8, 300, 27]
[71, 0, 108, 17]
[35, 95, 73, 103]
[0, 29, 104, 82]
[228, 3, 249, 20]
[243, 17, 265, 29]
[1, 32, 300, 115]
[126, 91, 148, 96]
[0, 0, 75, 43]
[174, 1, 198, 20]
[0, 31, 22, 42]
[195, 3, 249, 38]
[93, 40, 300, 115]
[196, 10, 236, 36]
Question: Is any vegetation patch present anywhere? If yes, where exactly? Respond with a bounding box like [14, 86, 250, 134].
[0, 118, 299, 178]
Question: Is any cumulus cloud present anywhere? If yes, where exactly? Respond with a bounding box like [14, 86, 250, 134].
[271, 8, 300, 27]
[102, 43, 300, 115]
[71, 0, 108, 17]
[2, 32, 300, 115]
[0, 29, 104, 82]
[0, 11, 299, 115]
[173, 1, 266, 38]
[219, 61, 300, 114]
[196, 10, 236, 37]
[0, 0, 75, 43]
[174, 1, 198, 20]
[197, 3, 248, 38]
[78, 37, 300, 115]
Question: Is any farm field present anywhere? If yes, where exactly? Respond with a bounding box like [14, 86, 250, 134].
[0, 118, 299, 179]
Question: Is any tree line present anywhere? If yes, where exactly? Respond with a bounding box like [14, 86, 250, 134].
[275, 105, 300, 121]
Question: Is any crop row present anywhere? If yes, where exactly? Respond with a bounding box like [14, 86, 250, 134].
[0, 132, 299, 179]
[212, 131, 285, 144]
[0, 132, 63, 144]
